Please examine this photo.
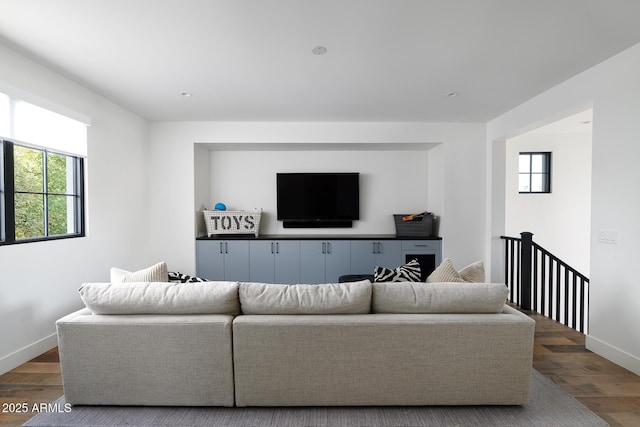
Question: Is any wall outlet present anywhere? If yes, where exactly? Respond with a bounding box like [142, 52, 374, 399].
[598, 229, 619, 244]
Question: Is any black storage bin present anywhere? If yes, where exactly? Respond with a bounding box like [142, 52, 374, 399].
[393, 213, 433, 237]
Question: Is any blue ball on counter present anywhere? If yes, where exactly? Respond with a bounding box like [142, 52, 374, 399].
[214, 202, 227, 211]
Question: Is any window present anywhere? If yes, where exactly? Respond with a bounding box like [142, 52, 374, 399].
[0, 92, 87, 245]
[519, 152, 551, 193]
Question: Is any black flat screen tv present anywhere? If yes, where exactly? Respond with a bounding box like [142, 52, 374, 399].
[277, 173, 359, 228]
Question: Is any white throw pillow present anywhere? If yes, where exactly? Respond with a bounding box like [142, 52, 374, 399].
[372, 282, 508, 313]
[110, 262, 168, 283]
[459, 261, 485, 283]
[427, 259, 485, 283]
[426, 258, 466, 283]
[239, 280, 372, 314]
[79, 281, 240, 315]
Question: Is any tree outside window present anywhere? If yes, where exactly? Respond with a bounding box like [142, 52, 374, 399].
[3, 142, 84, 243]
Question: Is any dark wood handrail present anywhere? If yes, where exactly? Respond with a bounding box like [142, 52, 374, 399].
[501, 232, 589, 333]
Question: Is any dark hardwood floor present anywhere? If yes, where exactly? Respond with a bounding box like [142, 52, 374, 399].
[1, 311, 639, 426]
[527, 310, 640, 427]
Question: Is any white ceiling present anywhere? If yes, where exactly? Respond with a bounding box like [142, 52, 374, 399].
[528, 109, 593, 135]
[1, 0, 640, 122]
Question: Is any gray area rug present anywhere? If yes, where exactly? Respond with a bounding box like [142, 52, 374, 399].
[24, 370, 607, 427]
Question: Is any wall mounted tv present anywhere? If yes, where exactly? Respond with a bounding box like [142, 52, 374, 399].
[277, 173, 360, 228]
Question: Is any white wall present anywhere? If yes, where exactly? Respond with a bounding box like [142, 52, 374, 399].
[0, 43, 151, 374]
[149, 122, 486, 274]
[505, 131, 592, 275]
[487, 42, 640, 375]
[206, 146, 430, 235]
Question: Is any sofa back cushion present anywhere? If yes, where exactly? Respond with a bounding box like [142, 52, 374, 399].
[239, 280, 372, 314]
[79, 281, 240, 315]
[372, 282, 508, 314]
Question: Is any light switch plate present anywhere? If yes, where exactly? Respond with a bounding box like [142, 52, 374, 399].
[598, 229, 619, 244]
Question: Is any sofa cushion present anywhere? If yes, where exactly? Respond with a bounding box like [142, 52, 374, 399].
[372, 282, 508, 313]
[373, 258, 421, 282]
[79, 281, 240, 315]
[239, 280, 372, 314]
[110, 262, 169, 283]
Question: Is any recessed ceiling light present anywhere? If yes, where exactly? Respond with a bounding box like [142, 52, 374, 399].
[312, 46, 327, 55]
[180, 92, 193, 97]
[446, 91, 459, 98]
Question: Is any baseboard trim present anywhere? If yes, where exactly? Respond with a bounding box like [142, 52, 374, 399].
[0, 333, 58, 375]
[586, 335, 640, 376]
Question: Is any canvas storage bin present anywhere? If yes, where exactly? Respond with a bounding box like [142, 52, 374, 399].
[204, 210, 261, 237]
[393, 213, 433, 237]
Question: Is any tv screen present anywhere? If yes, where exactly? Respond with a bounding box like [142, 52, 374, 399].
[277, 173, 359, 227]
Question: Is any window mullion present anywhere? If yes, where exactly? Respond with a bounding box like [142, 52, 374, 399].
[42, 149, 49, 237]
[529, 154, 533, 194]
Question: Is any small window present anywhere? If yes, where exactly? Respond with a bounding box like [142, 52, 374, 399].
[519, 152, 551, 193]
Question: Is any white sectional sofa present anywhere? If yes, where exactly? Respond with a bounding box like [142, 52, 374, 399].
[56, 280, 535, 407]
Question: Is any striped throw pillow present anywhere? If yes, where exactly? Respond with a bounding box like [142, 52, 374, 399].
[374, 258, 422, 282]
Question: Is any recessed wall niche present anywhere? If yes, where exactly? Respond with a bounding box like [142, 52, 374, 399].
[194, 142, 441, 236]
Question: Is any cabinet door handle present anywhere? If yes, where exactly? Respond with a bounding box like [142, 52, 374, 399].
[327, 242, 331, 254]
[322, 242, 326, 254]
[377, 242, 382, 254]
[271, 242, 274, 254]
[225, 242, 228, 253]
[276, 242, 279, 254]
[219, 242, 223, 254]
[414, 244, 427, 247]
[372, 242, 377, 254]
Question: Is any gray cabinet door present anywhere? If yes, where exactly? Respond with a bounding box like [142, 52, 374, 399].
[350, 240, 377, 275]
[375, 240, 403, 269]
[351, 240, 402, 275]
[324, 240, 351, 283]
[197, 240, 250, 281]
[250, 240, 301, 284]
[223, 240, 250, 281]
[249, 240, 275, 283]
[196, 240, 225, 280]
[300, 241, 326, 284]
[273, 240, 301, 284]
[301, 240, 351, 284]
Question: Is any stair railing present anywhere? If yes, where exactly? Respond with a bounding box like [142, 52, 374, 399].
[501, 232, 590, 333]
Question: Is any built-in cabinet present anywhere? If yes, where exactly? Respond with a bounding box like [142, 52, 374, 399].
[196, 236, 442, 284]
